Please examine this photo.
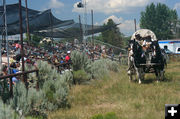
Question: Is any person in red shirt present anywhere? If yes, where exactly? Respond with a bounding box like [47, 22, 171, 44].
[65, 51, 71, 63]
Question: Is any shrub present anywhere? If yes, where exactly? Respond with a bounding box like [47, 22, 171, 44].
[73, 70, 91, 84]
[104, 112, 118, 119]
[91, 114, 104, 119]
[28, 60, 62, 89]
[10, 82, 28, 115]
[91, 59, 119, 79]
[71, 50, 91, 71]
[0, 99, 19, 119]
[104, 59, 119, 72]
[0, 79, 10, 102]
[60, 71, 73, 86]
[90, 112, 118, 119]
[11, 69, 70, 117]
[40, 78, 69, 111]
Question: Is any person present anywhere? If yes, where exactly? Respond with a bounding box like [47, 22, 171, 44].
[65, 51, 71, 63]
[119, 52, 122, 63]
[60, 57, 64, 64]
[111, 49, 114, 61]
[135, 34, 142, 41]
[2, 65, 8, 76]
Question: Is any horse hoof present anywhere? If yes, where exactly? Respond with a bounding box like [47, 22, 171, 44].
[138, 80, 141, 84]
[127, 70, 131, 75]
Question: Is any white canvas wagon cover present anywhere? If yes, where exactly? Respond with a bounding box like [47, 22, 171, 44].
[131, 29, 157, 41]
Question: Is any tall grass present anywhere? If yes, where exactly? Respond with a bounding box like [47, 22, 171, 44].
[48, 61, 180, 119]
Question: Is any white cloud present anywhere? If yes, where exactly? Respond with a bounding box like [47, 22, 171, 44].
[49, 0, 64, 9]
[73, 0, 150, 14]
[102, 15, 140, 36]
[174, 2, 180, 10]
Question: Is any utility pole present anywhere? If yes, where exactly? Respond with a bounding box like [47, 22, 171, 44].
[77, 0, 87, 45]
[91, 10, 94, 45]
[49, 10, 54, 48]
[0, 0, 9, 72]
[19, 0, 25, 82]
[84, 0, 87, 45]
[91, 9, 95, 62]
[134, 18, 137, 32]
[79, 15, 83, 43]
[25, 0, 30, 45]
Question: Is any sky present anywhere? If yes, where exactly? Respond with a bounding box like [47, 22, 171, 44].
[5, 0, 180, 36]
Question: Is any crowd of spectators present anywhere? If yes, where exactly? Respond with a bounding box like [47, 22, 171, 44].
[0, 40, 123, 87]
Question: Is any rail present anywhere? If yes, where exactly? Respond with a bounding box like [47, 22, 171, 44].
[0, 69, 39, 97]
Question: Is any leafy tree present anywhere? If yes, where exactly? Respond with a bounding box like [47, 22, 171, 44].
[31, 35, 42, 44]
[140, 3, 178, 40]
[101, 19, 123, 47]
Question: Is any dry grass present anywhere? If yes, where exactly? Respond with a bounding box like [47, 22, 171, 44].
[48, 61, 180, 119]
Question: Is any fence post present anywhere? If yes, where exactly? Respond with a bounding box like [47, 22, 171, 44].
[36, 70, 39, 90]
[9, 77, 13, 97]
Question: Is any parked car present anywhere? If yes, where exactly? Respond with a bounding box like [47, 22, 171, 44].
[176, 47, 180, 54]
[164, 48, 174, 54]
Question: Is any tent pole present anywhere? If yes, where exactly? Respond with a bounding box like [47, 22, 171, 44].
[25, 0, 30, 45]
[3, 0, 9, 74]
[49, 10, 54, 49]
[19, 0, 25, 82]
[134, 18, 137, 32]
[79, 15, 83, 43]
[91, 10, 94, 47]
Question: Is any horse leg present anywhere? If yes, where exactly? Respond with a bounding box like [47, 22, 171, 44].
[155, 69, 160, 83]
[141, 71, 145, 81]
[160, 70, 165, 81]
[129, 74, 133, 82]
[136, 68, 142, 84]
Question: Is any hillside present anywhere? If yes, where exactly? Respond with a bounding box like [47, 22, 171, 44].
[48, 60, 180, 119]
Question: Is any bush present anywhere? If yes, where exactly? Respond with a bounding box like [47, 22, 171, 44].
[73, 70, 91, 84]
[10, 67, 70, 117]
[0, 99, 19, 119]
[60, 71, 73, 86]
[91, 59, 109, 79]
[104, 59, 119, 72]
[91, 59, 119, 79]
[91, 112, 118, 119]
[0, 79, 10, 102]
[71, 50, 91, 71]
[104, 112, 118, 119]
[91, 114, 104, 119]
[28, 60, 62, 89]
[10, 82, 41, 117]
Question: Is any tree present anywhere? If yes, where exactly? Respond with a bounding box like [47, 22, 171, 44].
[101, 19, 123, 47]
[140, 3, 178, 40]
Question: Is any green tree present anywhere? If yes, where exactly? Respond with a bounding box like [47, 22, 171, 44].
[140, 3, 178, 40]
[101, 19, 123, 47]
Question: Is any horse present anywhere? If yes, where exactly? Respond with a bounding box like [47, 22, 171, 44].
[127, 39, 145, 84]
[127, 39, 166, 84]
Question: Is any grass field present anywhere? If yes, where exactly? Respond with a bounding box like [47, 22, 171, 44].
[48, 60, 180, 119]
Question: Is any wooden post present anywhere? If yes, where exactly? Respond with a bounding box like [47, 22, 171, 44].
[19, 0, 26, 84]
[9, 77, 13, 97]
[79, 15, 83, 43]
[25, 0, 31, 45]
[91, 10, 94, 62]
[36, 70, 39, 90]
[134, 19, 137, 32]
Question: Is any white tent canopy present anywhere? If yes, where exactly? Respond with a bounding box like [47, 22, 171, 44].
[131, 29, 157, 41]
[40, 37, 52, 44]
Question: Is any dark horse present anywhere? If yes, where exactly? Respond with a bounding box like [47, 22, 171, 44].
[127, 39, 166, 84]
